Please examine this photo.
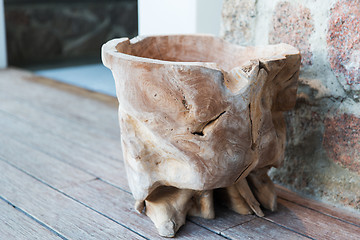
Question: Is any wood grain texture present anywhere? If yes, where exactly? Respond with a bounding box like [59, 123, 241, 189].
[102, 34, 301, 236]
[0, 68, 358, 239]
[0, 108, 252, 239]
[188, 205, 256, 234]
[0, 92, 122, 163]
[0, 106, 303, 240]
[0, 161, 141, 240]
[276, 185, 360, 227]
[222, 218, 307, 240]
[0, 85, 223, 238]
[264, 198, 360, 239]
[65, 180, 224, 240]
[0, 137, 94, 189]
[103, 35, 300, 197]
[0, 111, 127, 189]
[0, 200, 63, 240]
[0, 69, 118, 138]
[0, 130, 222, 239]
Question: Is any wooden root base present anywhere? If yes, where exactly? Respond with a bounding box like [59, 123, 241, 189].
[136, 170, 276, 237]
[224, 169, 277, 217]
[102, 35, 301, 238]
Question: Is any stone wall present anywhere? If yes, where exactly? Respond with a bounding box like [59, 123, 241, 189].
[221, 0, 359, 212]
[4, 0, 138, 66]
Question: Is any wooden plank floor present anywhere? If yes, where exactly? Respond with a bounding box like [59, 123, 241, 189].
[0, 68, 359, 239]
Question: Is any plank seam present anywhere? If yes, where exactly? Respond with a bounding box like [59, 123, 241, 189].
[219, 217, 255, 233]
[187, 219, 232, 240]
[98, 178, 132, 194]
[278, 196, 360, 228]
[0, 158, 149, 240]
[0, 112, 334, 239]
[0, 134, 131, 195]
[0, 196, 68, 240]
[0, 92, 119, 139]
[0, 109, 121, 163]
[0, 154, 225, 239]
[0, 138, 321, 239]
[261, 216, 316, 240]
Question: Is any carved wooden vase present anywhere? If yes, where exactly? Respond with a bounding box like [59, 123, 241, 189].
[102, 35, 300, 237]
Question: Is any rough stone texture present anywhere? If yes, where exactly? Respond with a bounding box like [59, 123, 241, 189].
[220, 0, 257, 45]
[324, 113, 360, 174]
[221, 0, 360, 212]
[272, 98, 360, 210]
[269, 2, 314, 66]
[5, 0, 138, 66]
[327, 0, 360, 91]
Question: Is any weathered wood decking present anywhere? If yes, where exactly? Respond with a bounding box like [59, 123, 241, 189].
[0, 68, 359, 239]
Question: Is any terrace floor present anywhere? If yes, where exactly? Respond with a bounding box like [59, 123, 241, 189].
[0, 68, 359, 239]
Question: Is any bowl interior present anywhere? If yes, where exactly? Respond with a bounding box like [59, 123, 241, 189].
[114, 35, 297, 71]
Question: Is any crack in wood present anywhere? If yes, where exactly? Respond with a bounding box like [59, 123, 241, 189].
[192, 111, 226, 136]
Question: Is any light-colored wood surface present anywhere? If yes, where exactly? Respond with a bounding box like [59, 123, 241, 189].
[103, 35, 301, 236]
[0, 68, 359, 239]
[0, 161, 140, 240]
[0, 200, 62, 240]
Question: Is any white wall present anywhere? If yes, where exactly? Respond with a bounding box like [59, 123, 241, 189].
[196, 0, 223, 36]
[0, 0, 6, 68]
[138, 0, 223, 36]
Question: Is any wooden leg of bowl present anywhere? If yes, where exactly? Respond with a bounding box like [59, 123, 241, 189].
[224, 184, 253, 215]
[223, 169, 277, 217]
[188, 190, 215, 219]
[144, 187, 194, 237]
[247, 168, 277, 211]
[235, 178, 265, 217]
